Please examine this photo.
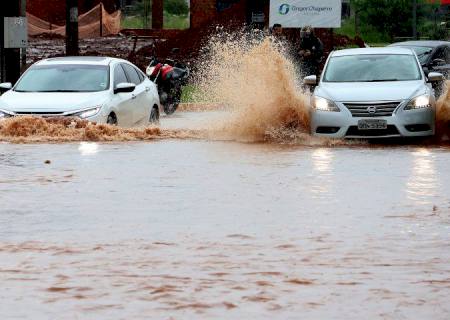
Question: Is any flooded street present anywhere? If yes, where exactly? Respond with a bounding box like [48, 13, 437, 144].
[1, 111, 450, 319]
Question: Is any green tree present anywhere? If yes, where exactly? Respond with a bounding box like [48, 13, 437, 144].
[352, 0, 440, 41]
[164, 0, 189, 15]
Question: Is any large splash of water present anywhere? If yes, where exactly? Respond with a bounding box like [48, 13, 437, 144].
[436, 81, 450, 141]
[193, 31, 312, 143]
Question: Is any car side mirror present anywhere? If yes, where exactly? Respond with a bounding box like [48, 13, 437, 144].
[427, 72, 445, 82]
[303, 75, 317, 86]
[114, 82, 136, 94]
[0, 82, 13, 91]
[432, 58, 445, 66]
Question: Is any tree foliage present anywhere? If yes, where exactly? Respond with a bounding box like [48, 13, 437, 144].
[352, 0, 441, 41]
[164, 0, 189, 15]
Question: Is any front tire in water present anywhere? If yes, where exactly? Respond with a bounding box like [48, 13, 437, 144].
[107, 113, 118, 125]
[150, 106, 160, 124]
[163, 102, 178, 115]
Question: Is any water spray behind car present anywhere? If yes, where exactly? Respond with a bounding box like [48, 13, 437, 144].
[190, 28, 312, 143]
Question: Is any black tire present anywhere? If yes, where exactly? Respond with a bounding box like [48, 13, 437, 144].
[163, 84, 181, 115]
[163, 102, 179, 115]
[107, 113, 118, 125]
[149, 106, 160, 124]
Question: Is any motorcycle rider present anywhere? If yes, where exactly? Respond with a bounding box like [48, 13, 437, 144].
[271, 24, 283, 38]
[298, 26, 324, 77]
[270, 23, 287, 43]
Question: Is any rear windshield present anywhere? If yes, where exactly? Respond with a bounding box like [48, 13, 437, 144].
[323, 54, 422, 82]
[15, 64, 109, 92]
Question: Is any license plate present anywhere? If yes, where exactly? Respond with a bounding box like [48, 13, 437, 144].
[358, 119, 387, 130]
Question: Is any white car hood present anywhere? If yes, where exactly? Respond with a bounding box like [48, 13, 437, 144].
[315, 81, 427, 102]
[0, 91, 109, 113]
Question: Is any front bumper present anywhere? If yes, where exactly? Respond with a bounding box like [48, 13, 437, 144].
[310, 101, 435, 139]
[0, 110, 105, 123]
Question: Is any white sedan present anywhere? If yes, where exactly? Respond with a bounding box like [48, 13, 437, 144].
[0, 56, 161, 126]
[305, 47, 444, 138]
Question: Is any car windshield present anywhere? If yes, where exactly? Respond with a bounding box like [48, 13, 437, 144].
[323, 54, 422, 82]
[407, 46, 433, 64]
[14, 64, 109, 92]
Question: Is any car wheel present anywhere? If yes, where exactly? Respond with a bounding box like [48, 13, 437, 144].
[107, 113, 118, 125]
[149, 106, 160, 124]
[163, 102, 178, 115]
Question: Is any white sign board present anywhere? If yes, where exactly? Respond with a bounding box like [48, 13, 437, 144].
[270, 0, 342, 28]
[4, 17, 28, 49]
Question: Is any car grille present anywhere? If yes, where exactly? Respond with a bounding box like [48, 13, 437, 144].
[344, 101, 401, 117]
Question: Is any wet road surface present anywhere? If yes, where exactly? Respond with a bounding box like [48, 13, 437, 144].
[1, 112, 450, 319]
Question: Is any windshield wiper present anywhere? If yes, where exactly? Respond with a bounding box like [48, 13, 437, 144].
[38, 90, 84, 92]
[365, 79, 399, 82]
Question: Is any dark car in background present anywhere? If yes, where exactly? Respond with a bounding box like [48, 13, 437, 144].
[389, 40, 450, 76]
[389, 41, 450, 96]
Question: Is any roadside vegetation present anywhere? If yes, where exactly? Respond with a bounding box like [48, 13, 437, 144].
[181, 84, 203, 103]
[121, 0, 190, 30]
[336, 0, 449, 45]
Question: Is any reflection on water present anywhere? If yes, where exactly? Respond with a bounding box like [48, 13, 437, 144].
[310, 148, 334, 197]
[1, 140, 450, 320]
[78, 142, 99, 156]
[406, 148, 438, 205]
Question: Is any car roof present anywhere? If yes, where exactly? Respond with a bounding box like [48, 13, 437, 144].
[331, 47, 415, 57]
[389, 40, 450, 48]
[34, 56, 130, 66]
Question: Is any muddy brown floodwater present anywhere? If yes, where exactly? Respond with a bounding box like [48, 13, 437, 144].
[0, 110, 450, 319]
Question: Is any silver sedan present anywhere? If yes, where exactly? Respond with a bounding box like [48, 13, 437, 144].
[305, 47, 444, 138]
[0, 57, 161, 127]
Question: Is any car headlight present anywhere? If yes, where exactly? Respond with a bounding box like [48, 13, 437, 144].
[72, 106, 101, 119]
[405, 94, 431, 110]
[0, 109, 14, 119]
[313, 96, 340, 112]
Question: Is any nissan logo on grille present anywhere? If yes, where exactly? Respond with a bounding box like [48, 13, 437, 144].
[367, 106, 377, 114]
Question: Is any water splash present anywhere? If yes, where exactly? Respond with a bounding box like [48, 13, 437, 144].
[193, 31, 312, 143]
[0, 116, 202, 143]
[436, 81, 450, 142]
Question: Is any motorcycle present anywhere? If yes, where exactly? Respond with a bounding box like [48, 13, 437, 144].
[146, 50, 189, 115]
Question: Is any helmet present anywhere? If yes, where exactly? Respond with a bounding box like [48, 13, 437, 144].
[300, 26, 313, 38]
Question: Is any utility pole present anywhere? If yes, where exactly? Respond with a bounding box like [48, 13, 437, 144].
[152, 0, 164, 29]
[66, 0, 79, 56]
[412, 0, 417, 40]
[20, 0, 27, 71]
[0, 0, 22, 83]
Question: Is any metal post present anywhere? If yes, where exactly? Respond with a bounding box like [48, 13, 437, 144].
[354, 6, 361, 37]
[0, 6, 4, 82]
[20, 0, 26, 71]
[0, 0, 21, 83]
[413, 0, 417, 40]
[152, 0, 164, 29]
[99, 3, 103, 37]
[66, 0, 79, 56]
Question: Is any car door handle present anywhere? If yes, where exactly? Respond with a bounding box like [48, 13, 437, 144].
[131, 94, 137, 99]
